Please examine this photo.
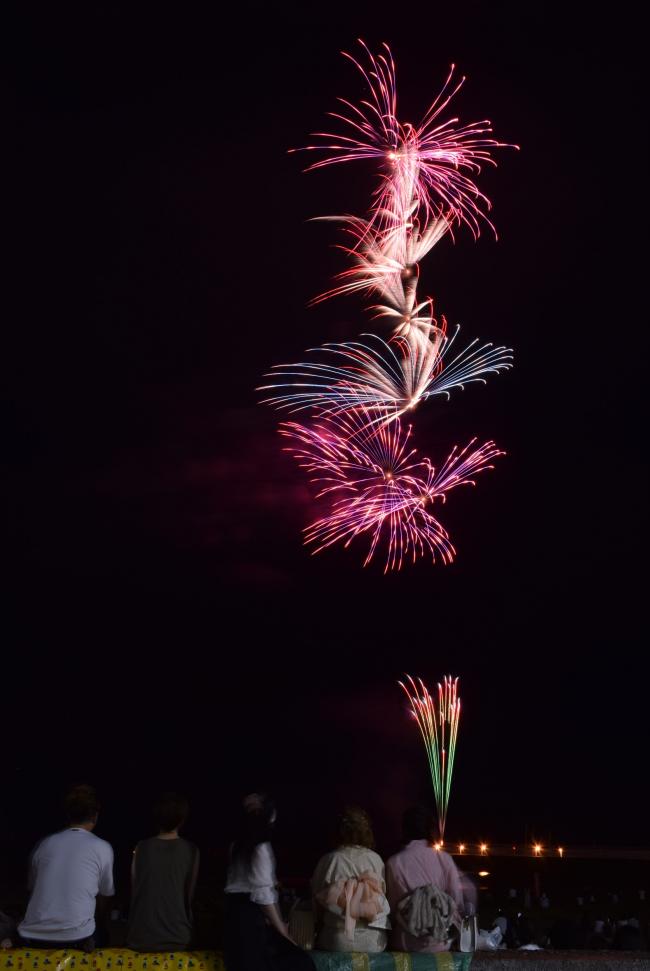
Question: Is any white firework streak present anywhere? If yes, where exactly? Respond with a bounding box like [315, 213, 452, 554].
[259, 327, 512, 421]
[310, 213, 450, 319]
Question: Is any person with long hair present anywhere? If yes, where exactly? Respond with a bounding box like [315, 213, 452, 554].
[311, 806, 389, 953]
[224, 793, 313, 971]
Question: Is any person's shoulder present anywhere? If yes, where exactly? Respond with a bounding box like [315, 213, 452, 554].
[345, 845, 384, 870]
[311, 849, 337, 878]
[438, 849, 458, 869]
[32, 831, 58, 854]
[38, 830, 58, 844]
[88, 832, 114, 854]
[363, 847, 385, 866]
[46, 828, 72, 841]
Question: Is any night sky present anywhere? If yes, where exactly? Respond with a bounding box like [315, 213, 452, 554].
[4, 3, 648, 876]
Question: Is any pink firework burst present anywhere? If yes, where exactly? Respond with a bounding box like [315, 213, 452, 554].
[293, 39, 517, 237]
[280, 409, 504, 572]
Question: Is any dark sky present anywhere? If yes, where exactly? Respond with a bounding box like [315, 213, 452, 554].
[4, 2, 648, 873]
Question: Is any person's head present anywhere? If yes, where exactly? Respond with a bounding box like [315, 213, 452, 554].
[153, 792, 189, 834]
[402, 805, 436, 843]
[231, 792, 276, 861]
[337, 806, 375, 850]
[65, 784, 100, 828]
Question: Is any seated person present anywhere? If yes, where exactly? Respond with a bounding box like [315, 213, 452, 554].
[224, 792, 314, 971]
[311, 806, 389, 953]
[18, 784, 114, 951]
[386, 806, 464, 953]
[127, 792, 199, 952]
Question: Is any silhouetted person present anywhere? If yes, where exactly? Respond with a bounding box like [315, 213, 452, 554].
[18, 785, 114, 951]
[224, 793, 314, 971]
[127, 793, 199, 952]
[385, 806, 464, 953]
[311, 806, 388, 953]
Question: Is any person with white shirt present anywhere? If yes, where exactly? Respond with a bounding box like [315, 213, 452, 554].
[224, 793, 313, 971]
[18, 784, 114, 951]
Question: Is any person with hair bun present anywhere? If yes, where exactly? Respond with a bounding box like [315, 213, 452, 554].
[311, 806, 389, 953]
[224, 793, 314, 971]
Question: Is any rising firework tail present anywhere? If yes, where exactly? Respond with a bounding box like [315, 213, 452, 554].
[399, 674, 461, 838]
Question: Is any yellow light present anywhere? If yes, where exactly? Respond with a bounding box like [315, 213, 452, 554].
[558, 847, 564, 858]
[434, 842, 442, 851]
[480, 843, 488, 855]
[533, 844, 543, 856]
[478, 870, 489, 877]
[458, 843, 466, 853]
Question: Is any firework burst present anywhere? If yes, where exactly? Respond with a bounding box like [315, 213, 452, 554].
[259, 41, 515, 569]
[293, 39, 517, 237]
[260, 326, 512, 421]
[279, 410, 503, 571]
[308, 213, 450, 319]
[399, 674, 462, 838]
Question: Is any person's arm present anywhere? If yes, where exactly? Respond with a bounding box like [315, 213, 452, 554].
[188, 847, 200, 903]
[95, 846, 116, 945]
[249, 844, 292, 941]
[385, 862, 410, 930]
[27, 841, 42, 892]
[311, 856, 326, 927]
[97, 847, 116, 907]
[260, 902, 290, 938]
[376, 853, 387, 894]
[444, 855, 465, 912]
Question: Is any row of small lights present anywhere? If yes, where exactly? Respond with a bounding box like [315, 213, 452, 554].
[433, 842, 564, 859]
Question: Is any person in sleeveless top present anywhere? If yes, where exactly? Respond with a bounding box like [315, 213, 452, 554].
[127, 793, 199, 952]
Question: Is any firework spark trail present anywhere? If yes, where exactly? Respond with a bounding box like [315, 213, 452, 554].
[288, 40, 515, 379]
[258, 41, 515, 568]
[279, 409, 455, 571]
[399, 674, 461, 838]
[259, 327, 512, 421]
[293, 39, 517, 237]
[307, 214, 450, 317]
[279, 411, 502, 571]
